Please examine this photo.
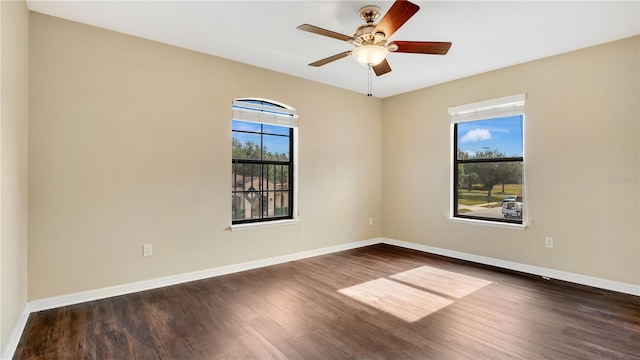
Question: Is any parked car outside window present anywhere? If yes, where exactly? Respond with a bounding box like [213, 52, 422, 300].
[502, 200, 522, 218]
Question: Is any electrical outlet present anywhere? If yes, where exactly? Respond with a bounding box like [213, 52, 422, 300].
[369, 217, 374, 226]
[143, 243, 152, 257]
[545, 237, 553, 248]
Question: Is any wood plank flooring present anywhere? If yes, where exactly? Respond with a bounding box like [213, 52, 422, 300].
[14, 244, 640, 359]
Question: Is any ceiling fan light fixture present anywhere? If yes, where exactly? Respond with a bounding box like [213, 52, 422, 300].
[298, 0, 450, 78]
[352, 45, 389, 66]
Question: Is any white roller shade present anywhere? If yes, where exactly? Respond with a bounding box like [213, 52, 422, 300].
[449, 93, 526, 123]
[232, 99, 298, 128]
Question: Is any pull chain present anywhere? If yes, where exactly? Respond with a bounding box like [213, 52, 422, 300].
[367, 64, 373, 97]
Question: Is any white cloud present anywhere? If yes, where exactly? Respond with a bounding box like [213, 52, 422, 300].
[460, 128, 492, 143]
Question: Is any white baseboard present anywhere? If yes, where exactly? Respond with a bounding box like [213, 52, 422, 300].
[1, 305, 30, 360]
[28, 238, 382, 312]
[26, 236, 640, 313]
[380, 238, 640, 296]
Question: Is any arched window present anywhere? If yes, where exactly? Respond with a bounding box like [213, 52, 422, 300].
[231, 99, 297, 224]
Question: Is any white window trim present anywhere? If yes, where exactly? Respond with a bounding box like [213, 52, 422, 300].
[231, 99, 299, 228]
[229, 218, 301, 232]
[449, 93, 525, 123]
[447, 216, 527, 230]
[449, 93, 528, 228]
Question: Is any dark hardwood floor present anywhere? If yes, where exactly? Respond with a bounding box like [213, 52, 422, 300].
[14, 244, 640, 359]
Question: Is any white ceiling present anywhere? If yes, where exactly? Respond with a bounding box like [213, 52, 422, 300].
[26, 1, 640, 98]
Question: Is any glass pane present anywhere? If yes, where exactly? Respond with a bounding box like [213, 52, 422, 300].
[232, 120, 260, 132]
[457, 115, 523, 159]
[232, 162, 267, 221]
[232, 132, 261, 160]
[262, 134, 290, 161]
[263, 124, 290, 136]
[232, 163, 259, 221]
[456, 161, 523, 221]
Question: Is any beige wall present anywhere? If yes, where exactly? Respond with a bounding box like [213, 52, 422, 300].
[1, 0, 30, 355]
[28, 13, 383, 300]
[383, 36, 640, 285]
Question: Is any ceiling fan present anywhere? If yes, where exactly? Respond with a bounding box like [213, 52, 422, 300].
[297, 0, 452, 77]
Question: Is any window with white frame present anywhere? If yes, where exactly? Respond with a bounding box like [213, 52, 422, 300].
[450, 94, 525, 224]
[232, 99, 297, 224]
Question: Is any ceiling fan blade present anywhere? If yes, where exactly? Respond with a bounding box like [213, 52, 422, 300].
[297, 24, 355, 42]
[309, 51, 351, 67]
[373, 0, 420, 39]
[373, 59, 392, 76]
[389, 41, 452, 55]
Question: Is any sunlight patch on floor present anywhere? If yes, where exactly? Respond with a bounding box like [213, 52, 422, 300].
[338, 278, 454, 322]
[338, 265, 492, 322]
[390, 265, 492, 298]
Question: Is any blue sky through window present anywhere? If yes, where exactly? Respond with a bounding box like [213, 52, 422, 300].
[232, 120, 290, 156]
[457, 115, 523, 158]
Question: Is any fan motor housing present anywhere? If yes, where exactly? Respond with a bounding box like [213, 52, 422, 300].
[354, 23, 386, 46]
[354, 24, 375, 38]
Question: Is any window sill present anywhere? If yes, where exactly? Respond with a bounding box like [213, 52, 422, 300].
[448, 216, 527, 230]
[229, 218, 301, 232]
